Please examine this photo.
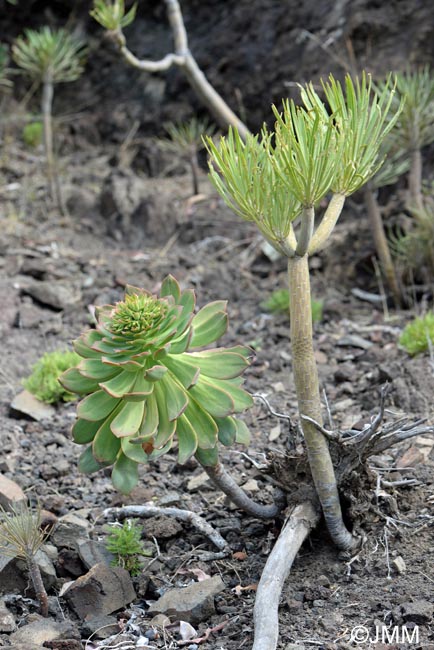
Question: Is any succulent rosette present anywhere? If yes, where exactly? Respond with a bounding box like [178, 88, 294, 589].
[60, 275, 253, 493]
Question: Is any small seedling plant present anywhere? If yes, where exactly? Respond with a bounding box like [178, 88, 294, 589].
[12, 27, 86, 209]
[24, 349, 81, 404]
[105, 519, 149, 575]
[0, 501, 49, 616]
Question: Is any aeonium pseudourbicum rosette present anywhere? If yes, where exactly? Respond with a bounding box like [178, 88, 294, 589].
[60, 275, 253, 493]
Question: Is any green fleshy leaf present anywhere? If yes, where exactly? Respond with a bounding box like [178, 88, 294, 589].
[124, 373, 154, 401]
[78, 446, 109, 474]
[185, 348, 250, 379]
[77, 390, 120, 421]
[60, 368, 99, 395]
[175, 288, 195, 333]
[168, 327, 192, 354]
[162, 356, 200, 389]
[160, 274, 181, 302]
[121, 435, 149, 463]
[176, 415, 198, 463]
[111, 400, 145, 438]
[145, 365, 167, 381]
[153, 383, 176, 448]
[189, 302, 228, 348]
[139, 391, 159, 437]
[235, 418, 251, 445]
[189, 377, 234, 417]
[72, 418, 104, 444]
[73, 331, 103, 358]
[184, 399, 218, 449]
[111, 452, 139, 494]
[100, 369, 137, 397]
[148, 439, 173, 460]
[79, 359, 120, 381]
[93, 410, 122, 462]
[195, 446, 219, 467]
[210, 377, 254, 411]
[215, 415, 237, 446]
[159, 372, 188, 421]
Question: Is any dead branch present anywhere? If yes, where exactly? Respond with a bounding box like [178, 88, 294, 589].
[103, 503, 229, 553]
[110, 0, 249, 138]
[252, 502, 320, 650]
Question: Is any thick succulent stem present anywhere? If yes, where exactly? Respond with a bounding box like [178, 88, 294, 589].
[42, 71, 55, 202]
[287, 254, 358, 551]
[308, 193, 346, 255]
[295, 206, 315, 256]
[364, 183, 402, 307]
[408, 148, 424, 211]
[28, 557, 48, 617]
[201, 461, 285, 519]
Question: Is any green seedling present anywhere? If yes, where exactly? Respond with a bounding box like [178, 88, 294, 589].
[60, 275, 253, 496]
[261, 288, 323, 323]
[12, 27, 87, 208]
[399, 312, 434, 356]
[22, 121, 43, 148]
[24, 349, 81, 404]
[159, 118, 216, 195]
[206, 72, 401, 550]
[0, 501, 49, 616]
[392, 196, 434, 281]
[105, 519, 150, 575]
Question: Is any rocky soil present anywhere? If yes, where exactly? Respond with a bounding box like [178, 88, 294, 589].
[1, 0, 434, 649]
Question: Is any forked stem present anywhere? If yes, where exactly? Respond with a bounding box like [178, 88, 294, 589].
[287, 254, 358, 550]
[308, 192, 346, 254]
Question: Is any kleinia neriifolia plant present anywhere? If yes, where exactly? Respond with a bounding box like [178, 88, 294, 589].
[61, 275, 277, 517]
[206, 72, 402, 551]
[12, 27, 87, 208]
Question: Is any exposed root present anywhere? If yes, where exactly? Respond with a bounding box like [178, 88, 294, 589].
[252, 501, 320, 650]
[103, 504, 229, 554]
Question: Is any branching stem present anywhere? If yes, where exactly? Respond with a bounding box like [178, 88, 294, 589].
[308, 193, 346, 254]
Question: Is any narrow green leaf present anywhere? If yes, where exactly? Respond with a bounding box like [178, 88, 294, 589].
[168, 327, 192, 354]
[189, 302, 228, 348]
[111, 452, 139, 494]
[209, 377, 254, 412]
[93, 415, 122, 463]
[111, 400, 145, 438]
[139, 391, 159, 437]
[153, 383, 176, 448]
[77, 390, 120, 421]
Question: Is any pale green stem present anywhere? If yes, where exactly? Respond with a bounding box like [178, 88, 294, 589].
[364, 182, 402, 307]
[42, 70, 55, 201]
[308, 193, 346, 255]
[295, 206, 314, 256]
[408, 148, 423, 212]
[287, 254, 358, 550]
